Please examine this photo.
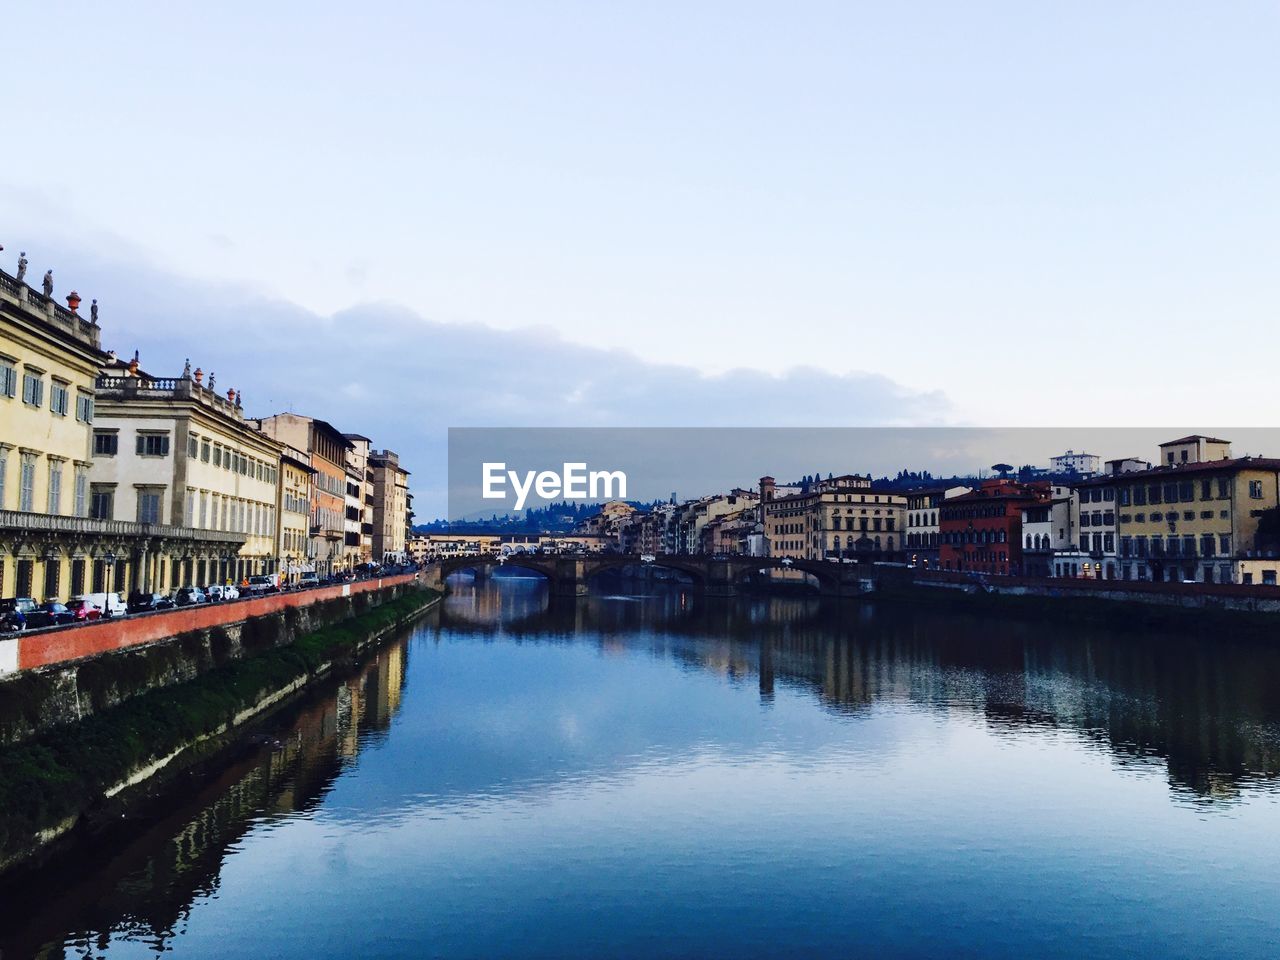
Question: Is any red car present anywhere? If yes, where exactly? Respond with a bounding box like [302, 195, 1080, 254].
[66, 599, 103, 622]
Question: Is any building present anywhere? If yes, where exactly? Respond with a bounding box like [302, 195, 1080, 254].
[370, 449, 411, 563]
[761, 474, 905, 561]
[939, 479, 1048, 575]
[343, 434, 375, 566]
[0, 262, 201, 600]
[574, 500, 638, 549]
[905, 485, 971, 568]
[253, 414, 352, 576]
[1158, 435, 1232, 467]
[91, 358, 282, 588]
[1115, 437, 1280, 583]
[276, 443, 315, 585]
[1049, 450, 1101, 476]
[670, 491, 758, 555]
[1020, 484, 1076, 577]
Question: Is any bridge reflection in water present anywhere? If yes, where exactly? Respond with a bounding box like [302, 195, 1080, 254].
[5, 575, 1280, 957]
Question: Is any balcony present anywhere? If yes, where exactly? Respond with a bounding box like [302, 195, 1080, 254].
[0, 509, 245, 545]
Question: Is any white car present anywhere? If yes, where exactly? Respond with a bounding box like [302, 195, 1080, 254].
[206, 584, 240, 602]
[73, 591, 127, 618]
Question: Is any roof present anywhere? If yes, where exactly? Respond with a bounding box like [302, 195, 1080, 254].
[1159, 435, 1230, 446]
[945, 485, 1047, 504]
[1110, 456, 1280, 479]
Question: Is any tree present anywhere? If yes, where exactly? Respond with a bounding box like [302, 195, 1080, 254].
[991, 463, 1014, 478]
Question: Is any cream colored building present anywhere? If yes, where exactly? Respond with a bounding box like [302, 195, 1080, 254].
[370, 449, 410, 563]
[92, 359, 282, 588]
[761, 474, 906, 560]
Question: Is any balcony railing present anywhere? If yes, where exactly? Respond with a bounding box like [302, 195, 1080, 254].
[96, 374, 242, 418]
[0, 509, 246, 544]
[1, 269, 102, 348]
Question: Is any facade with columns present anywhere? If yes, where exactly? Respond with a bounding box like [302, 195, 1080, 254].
[0, 261, 248, 599]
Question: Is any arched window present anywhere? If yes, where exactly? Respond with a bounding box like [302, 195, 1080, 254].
[1026, 535, 1033, 549]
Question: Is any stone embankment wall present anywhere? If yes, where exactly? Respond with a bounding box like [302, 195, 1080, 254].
[0, 575, 422, 747]
[900, 568, 1280, 614]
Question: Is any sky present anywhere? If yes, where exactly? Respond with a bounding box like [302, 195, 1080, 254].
[3, 2, 1278, 515]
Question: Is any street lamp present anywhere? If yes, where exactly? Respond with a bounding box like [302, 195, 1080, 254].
[103, 551, 116, 598]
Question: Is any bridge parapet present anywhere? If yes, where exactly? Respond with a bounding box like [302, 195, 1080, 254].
[427, 553, 887, 599]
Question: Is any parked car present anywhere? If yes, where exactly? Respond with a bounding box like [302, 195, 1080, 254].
[243, 575, 279, 596]
[65, 598, 104, 622]
[0, 597, 38, 632]
[75, 591, 127, 619]
[128, 591, 176, 614]
[172, 585, 208, 606]
[206, 584, 240, 602]
[298, 572, 321, 589]
[27, 601, 77, 629]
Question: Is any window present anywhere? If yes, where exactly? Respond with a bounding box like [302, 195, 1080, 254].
[0, 358, 16, 398]
[1220, 534, 1232, 555]
[75, 392, 93, 422]
[1201, 535, 1216, 558]
[93, 430, 118, 456]
[137, 488, 163, 524]
[21, 370, 43, 407]
[213, 445, 222, 468]
[188, 434, 199, 459]
[0, 447, 6, 508]
[201, 440, 211, 462]
[1201, 480, 1213, 500]
[50, 380, 70, 416]
[74, 465, 88, 517]
[90, 485, 114, 520]
[136, 433, 170, 457]
[1249, 480, 1264, 499]
[185, 487, 196, 526]
[19, 453, 37, 511]
[47, 460, 63, 514]
[1218, 479, 1231, 498]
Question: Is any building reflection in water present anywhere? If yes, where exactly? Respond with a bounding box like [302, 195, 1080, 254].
[438, 574, 1280, 803]
[1, 637, 410, 960]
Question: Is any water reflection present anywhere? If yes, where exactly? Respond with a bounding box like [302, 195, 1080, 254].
[1, 640, 408, 960]
[445, 573, 1280, 804]
[5, 575, 1280, 958]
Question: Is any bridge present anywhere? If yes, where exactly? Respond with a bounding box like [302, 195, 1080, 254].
[422, 553, 888, 598]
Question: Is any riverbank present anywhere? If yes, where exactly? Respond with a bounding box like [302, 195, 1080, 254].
[0, 586, 439, 876]
[877, 578, 1280, 638]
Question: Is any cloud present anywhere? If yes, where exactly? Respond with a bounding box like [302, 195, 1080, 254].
[5, 241, 951, 516]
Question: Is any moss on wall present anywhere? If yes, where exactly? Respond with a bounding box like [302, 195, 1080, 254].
[0, 588, 438, 870]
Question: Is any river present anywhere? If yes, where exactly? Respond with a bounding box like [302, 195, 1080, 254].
[4, 572, 1280, 958]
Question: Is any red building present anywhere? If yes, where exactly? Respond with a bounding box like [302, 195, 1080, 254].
[939, 479, 1048, 575]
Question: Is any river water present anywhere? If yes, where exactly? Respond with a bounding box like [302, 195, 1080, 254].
[5, 573, 1280, 958]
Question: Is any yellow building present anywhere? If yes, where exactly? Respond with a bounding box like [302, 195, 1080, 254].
[1115, 436, 1280, 583]
[277, 443, 316, 584]
[760, 474, 906, 561]
[0, 264, 245, 600]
